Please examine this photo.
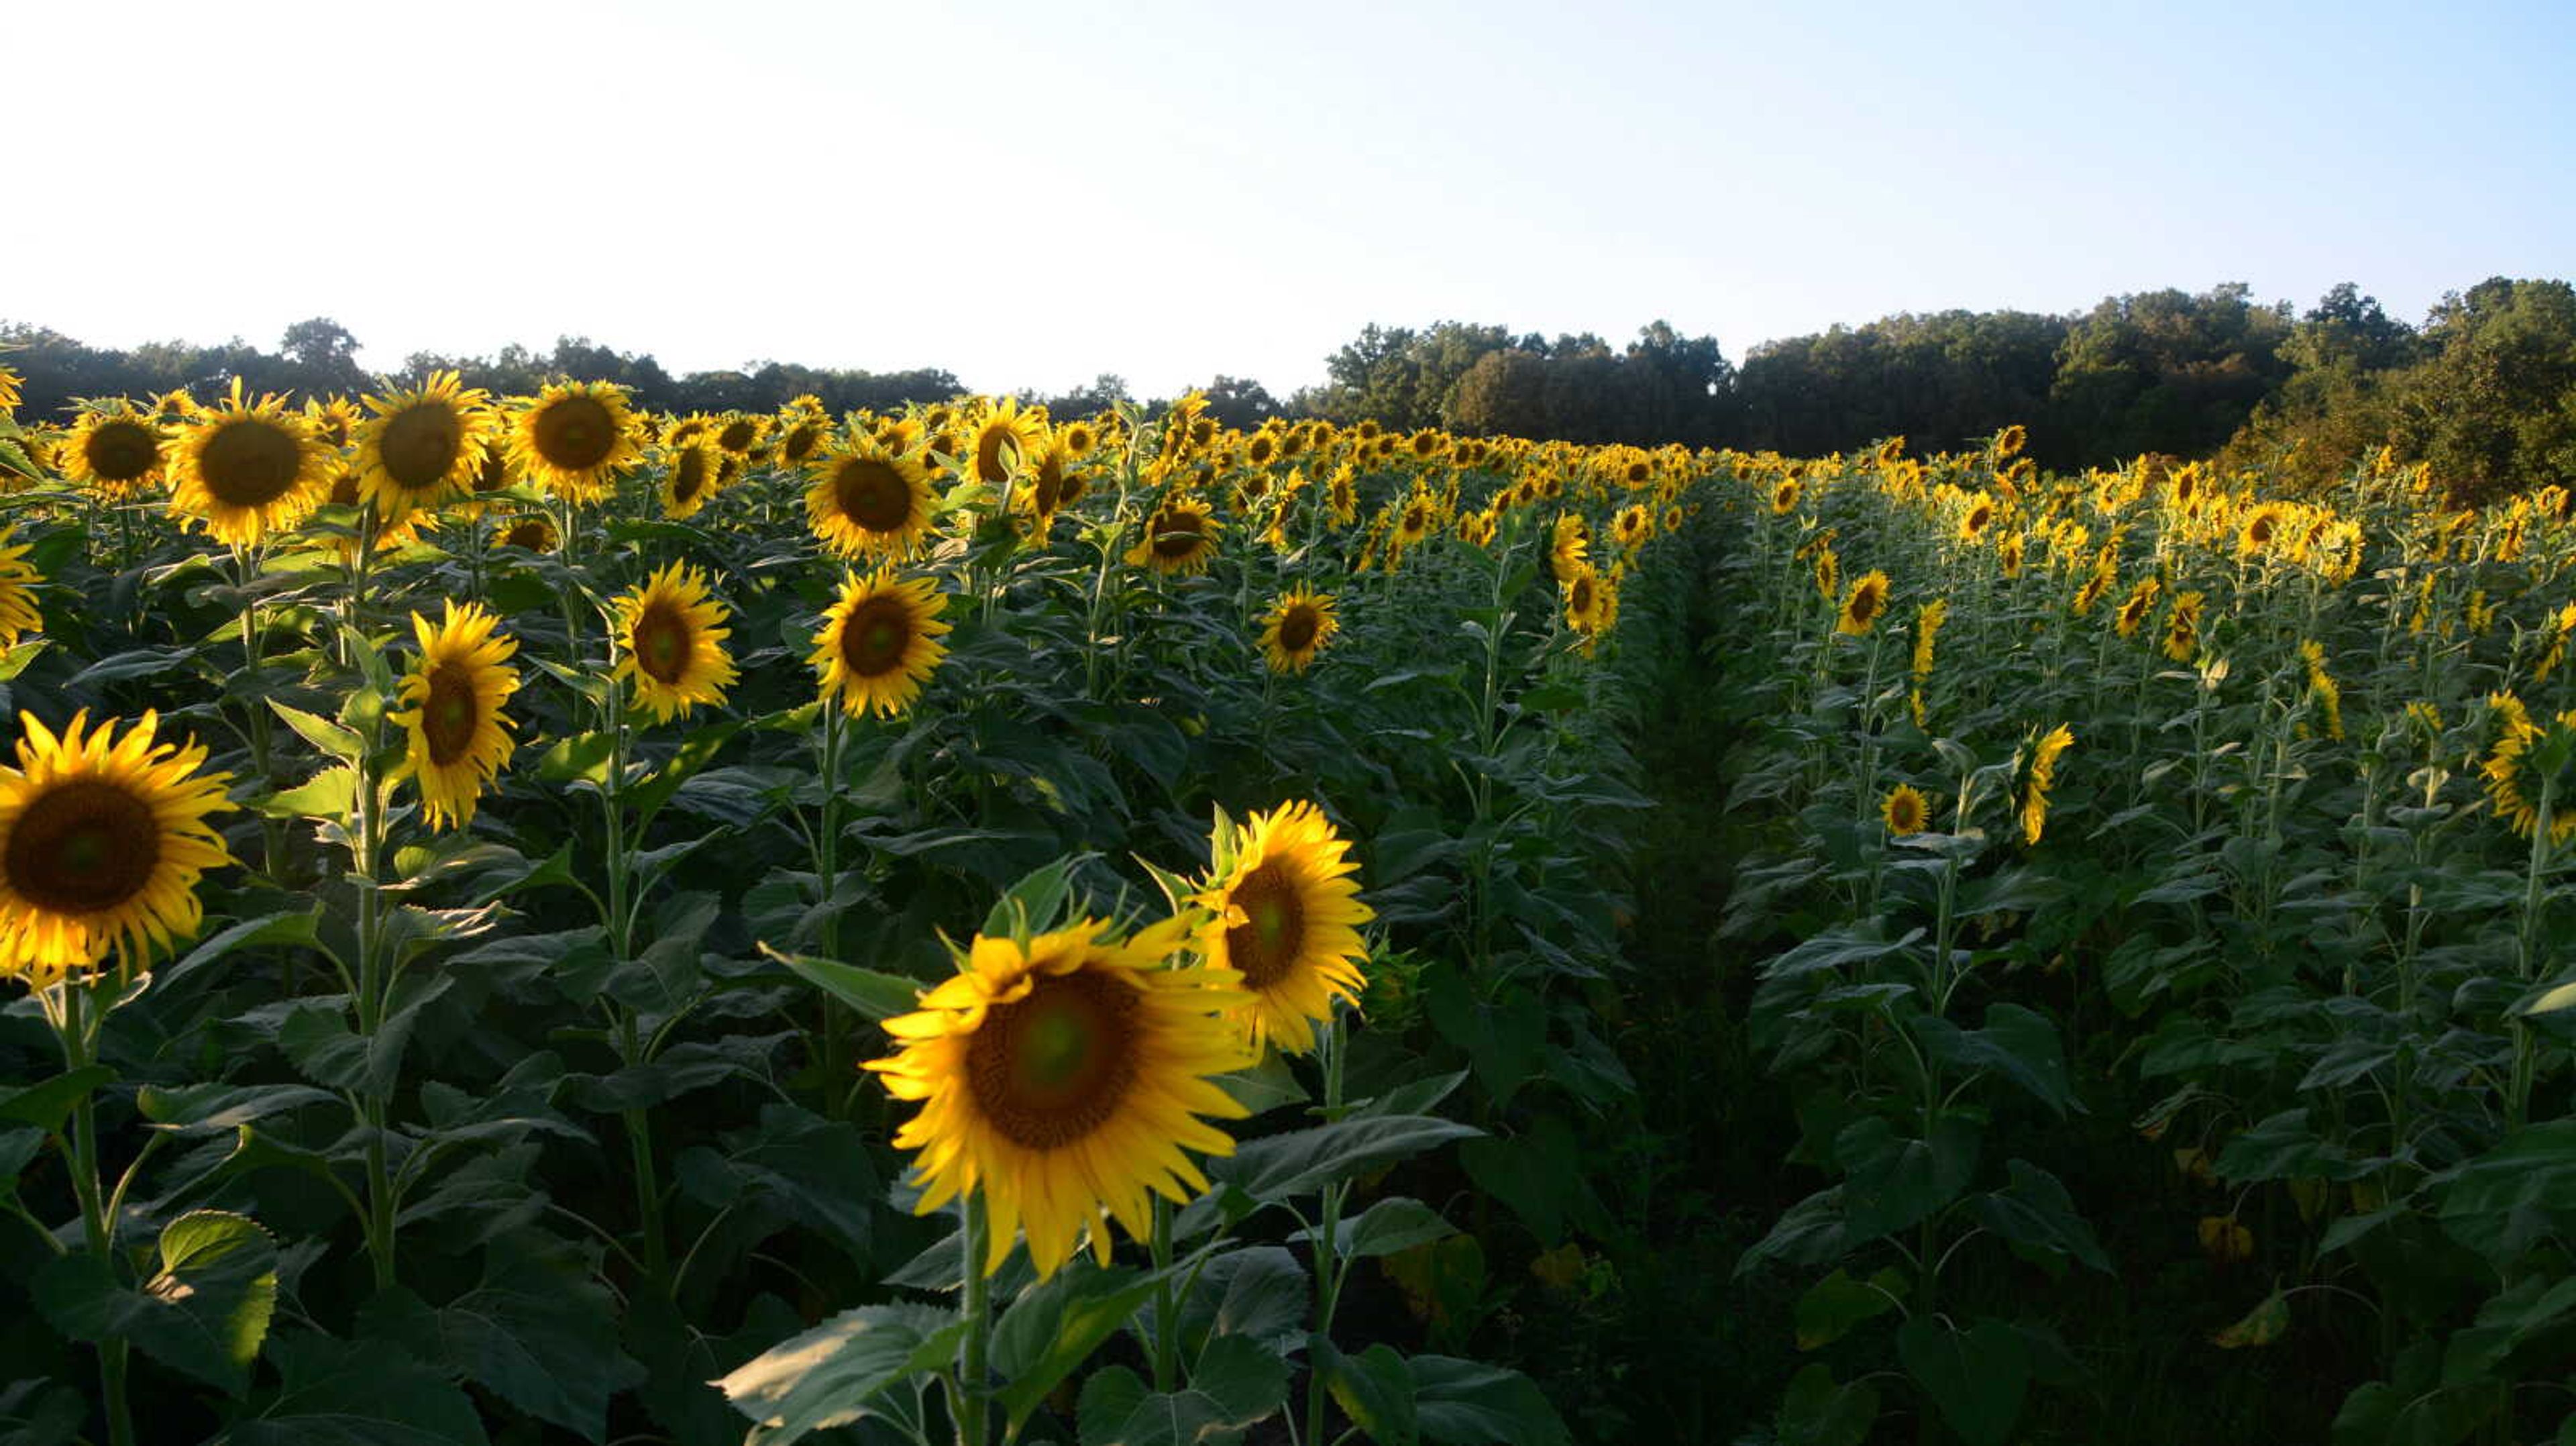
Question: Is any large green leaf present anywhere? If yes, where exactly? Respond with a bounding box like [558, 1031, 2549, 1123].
[1316, 1338, 1417, 1446]
[1777, 1362, 1878, 1446]
[716, 1303, 963, 1446]
[1213, 1115, 1483, 1205]
[1406, 1356, 1569, 1446]
[227, 1329, 490, 1445]
[1896, 1316, 2027, 1446]
[432, 1233, 644, 1442]
[992, 1259, 1168, 1431]
[1073, 1336, 1289, 1445]
[36, 1210, 278, 1396]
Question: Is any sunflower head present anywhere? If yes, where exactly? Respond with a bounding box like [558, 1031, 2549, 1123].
[865, 915, 1252, 1278]
[356, 372, 494, 518]
[806, 441, 937, 558]
[1260, 586, 1338, 675]
[498, 513, 560, 553]
[1126, 496, 1223, 575]
[661, 440, 720, 520]
[1838, 570, 1891, 636]
[508, 381, 643, 503]
[810, 568, 953, 719]
[1197, 801, 1375, 1055]
[168, 383, 333, 547]
[392, 602, 521, 833]
[0, 531, 42, 649]
[613, 561, 739, 723]
[0, 711, 235, 982]
[1882, 784, 1929, 835]
[2019, 724, 2076, 845]
[62, 406, 167, 499]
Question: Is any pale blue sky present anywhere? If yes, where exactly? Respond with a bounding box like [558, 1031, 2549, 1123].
[11, 0, 2570, 399]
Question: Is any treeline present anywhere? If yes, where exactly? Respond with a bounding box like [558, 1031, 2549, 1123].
[8, 275, 2573, 499]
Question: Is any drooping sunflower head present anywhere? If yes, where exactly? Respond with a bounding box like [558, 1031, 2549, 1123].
[62, 405, 168, 499]
[1259, 585, 1338, 675]
[2018, 723, 2076, 845]
[508, 380, 643, 503]
[1882, 783, 1929, 836]
[1197, 801, 1375, 1055]
[168, 384, 334, 546]
[356, 372, 495, 518]
[0, 710, 235, 982]
[1838, 570, 1891, 636]
[1126, 495, 1223, 576]
[392, 601, 521, 833]
[806, 441, 937, 558]
[2114, 578, 2163, 639]
[865, 915, 1252, 1278]
[613, 560, 738, 723]
[498, 513, 560, 553]
[1995, 423, 2028, 460]
[661, 440, 720, 521]
[810, 568, 952, 719]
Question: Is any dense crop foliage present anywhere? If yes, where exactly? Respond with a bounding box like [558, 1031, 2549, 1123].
[0, 368, 1706, 1446]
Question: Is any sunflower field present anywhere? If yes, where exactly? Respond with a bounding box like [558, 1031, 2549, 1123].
[3, 363, 2573, 1446]
[0, 368, 1699, 1446]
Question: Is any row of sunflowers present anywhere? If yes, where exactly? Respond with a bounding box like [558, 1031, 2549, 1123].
[0, 361, 1705, 1445]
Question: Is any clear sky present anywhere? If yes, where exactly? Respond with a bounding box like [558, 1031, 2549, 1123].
[10, 0, 2571, 400]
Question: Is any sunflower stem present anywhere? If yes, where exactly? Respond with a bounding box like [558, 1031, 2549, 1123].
[2508, 770, 2555, 1131]
[1151, 1195, 1178, 1393]
[957, 1192, 994, 1446]
[817, 701, 851, 1113]
[1303, 1006, 1350, 1446]
[52, 980, 136, 1446]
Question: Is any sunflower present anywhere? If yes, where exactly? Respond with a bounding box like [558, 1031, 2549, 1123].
[2162, 590, 2205, 663]
[810, 568, 951, 719]
[1327, 466, 1358, 528]
[710, 412, 767, 457]
[1549, 513, 1590, 584]
[305, 397, 362, 451]
[606, 561, 739, 723]
[863, 916, 1252, 1279]
[497, 514, 560, 552]
[167, 384, 333, 546]
[508, 380, 642, 503]
[0, 531, 40, 648]
[1882, 783, 1929, 836]
[1995, 423, 2027, 459]
[0, 365, 17, 415]
[1258, 586, 1338, 674]
[1059, 419, 1100, 458]
[2019, 723, 2075, 845]
[392, 602, 521, 833]
[354, 372, 494, 518]
[773, 413, 834, 469]
[0, 711, 234, 981]
[1126, 495, 1223, 576]
[2113, 578, 2163, 639]
[60, 405, 167, 498]
[1196, 801, 1374, 1054]
[1813, 547, 1841, 605]
[2071, 559, 2114, 616]
[2481, 694, 2576, 843]
[1018, 442, 1082, 540]
[1837, 570, 1891, 636]
[968, 398, 1045, 490]
[661, 440, 720, 521]
[1393, 488, 1438, 550]
[806, 440, 937, 558]
[1564, 564, 1607, 634]
[1956, 495, 1996, 545]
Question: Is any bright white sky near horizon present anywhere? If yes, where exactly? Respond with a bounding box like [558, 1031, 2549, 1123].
[10, 0, 2572, 401]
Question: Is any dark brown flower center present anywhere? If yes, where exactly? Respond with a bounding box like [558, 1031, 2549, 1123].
[975, 424, 1018, 485]
[717, 418, 757, 453]
[834, 460, 914, 533]
[839, 595, 914, 678]
[5, 779, 161, 914]
[421, 662, 480, 766]
[965, 967, 1140, 1149]
[380, 403, 464, 491]
[632, 601, 693, 684]
[671, 448, 710, 505]
[1225, 861, 1305, 989]
[1277, 605, 1321, 655]
[532, 395, 616, 471]
[84, 419, 160, 483]
[197, 418, 306, 508]
[1151, 508, 1207, 559]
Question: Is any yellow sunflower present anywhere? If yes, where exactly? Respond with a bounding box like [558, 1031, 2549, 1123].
[661, 440, 720, 521]
[508, 380, 642, 503]
[60, 405, 167, 499]
[2482, 694, 2576, 843]
[612, 561, 737, 723]
[2019, 724, 2075, 845]
[0, 364, 17, 415]
[305, 397, 363, 450]
[806, 441, 938, 558]
[1195, 801, 1374, 1054]
[1549, 513, 1590, 584]
[710, 411, 767, 458]
[0, 531, 41, 647]
[1126, 495, 1223, 576]
[864, 915, 1253, 1279]
[969, 398, 1046, 490]
[0, 711, 233, 982]
[1838, 570, 1891, 636]
[773, 413, 835, 470]
[497, 514, 560, 552]
[1564, 564, 1607, 634]
[1882, 783, 1929, 835]
[2163, 590, 2205, 662]
[1060, 418, 1100, 458]
[392, 602, 521, 833]
[167, 384, 333, 546]
[354, 372, 495, 518]
[1258, 586, 1338, 674]
[810, 568, 951, 719]
[1018, 442, 1083, 541]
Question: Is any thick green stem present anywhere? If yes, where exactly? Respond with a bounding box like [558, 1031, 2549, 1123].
[54, 982, 136, 1446]
[2508, 774, 2555, 1131]
[956, 1193, 993, 1446]
[1151, 1196, 1177, 1392]
[1303, 1009, 1350, 1445]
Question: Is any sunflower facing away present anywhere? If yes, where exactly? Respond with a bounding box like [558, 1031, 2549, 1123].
[0, 531, 41, 648]
[393, 602, 521, 833]
[2019, 723, 2075, 845]
[864, 915, 1253, 1278]
[1258, 585, 1338, 674]
[612, 561, 738, 723]
[2483, 693, 2576, 843]
[968, 397, 1046, 490]
[1549, 513, 1590, 584]
[354, 372, 495, 518]
[167, 384, 333, 546]
[508, 380, 642, 503]
[661, 440, 720, 521]
[810, 568, 951, 719]
[806, 441, 938, 558]
[0, 711, 233, 982]
[1882, 783, 1929, 836]
[61, 405, 167, 498]
[1126, 495, 1223, 576]
[1195, 801, 1376, 1054]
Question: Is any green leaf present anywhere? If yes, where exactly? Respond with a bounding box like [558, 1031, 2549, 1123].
[2213, 1290, 2292, 1349]
[625, 721, 745, 831]
[1793, 1268, 1905, 1351]
[2516, 978, 2576, 1016]
[992, 1259, 1167, 1432]
[1835, 1114, 1980, 1246]
[2438, 1122, 2576, 1266]
[0, 1377, 85, 1446]
[1071, 1337, 1288, 1445]
[1212, 1115, 1483, 1205]
[1407, 1356, 1570, 1446]
[258, 766, 358, 821]
[981, 854, 1086, 940]
[1316, 1338, 1417, 1446]
[0, 1066, 115, 1133]
[1970, 1160, 2110, 1276]
[1183, 1247, 1307, 1354]
[1896, 1316, 2027, 1446]
[231, 1329, 492, 1445]
[138, 1082, 335, 1133]
[537, 729, 617, 786]
[716, 1302, 962, 1446]
[763, 944, 923, 1022]
[1777, 1362, 1879, 1446]
[35, 1210, 278, 1396]
[433, 1233, 645, 1441]
[164, 911, 323, 987]
[269, 702, 365, 763]
[1911, 1003, 2076, 1117]
[1294, 1197, 1456, 1261]
[0, 639, 49, 682]
[674, 1103, 877, 1266]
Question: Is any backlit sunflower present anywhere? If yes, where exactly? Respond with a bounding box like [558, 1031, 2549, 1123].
[810, 568, 951, 719]
[0, 711, 233, 982]
[61, 405, 166, 498]
[305, 397, 362, 450]
[2162, 590, 2205, 663]
[1126, 495, 1222, 575]
[1195, 801, 1374, 1054]
[968, 398, 1045, 490]
[0, 365, 17, 415]
[1258, 586, 1338, 674]
[1059, 419, 1100, 458]
[354, 372, 495, 518]
[612, 561, 737, 723]
[2481, 693, 2576, 843]
[1017, 442, 1083, 541]
[806, 441, 937, 558]
[1613, 504, 1652, 551]
[497, 513, 559, 552]
[710, 412, 767, 457]
[0, 531, 40, 648]
[2114, 578, 2163, 639]
[773, 413, 834, 470]
[1995, 423, 2027, 459]
[508, 381, 642, 503]
[2019, 723, 2075, 845]
[167, 384, 333, 546]
[1564, 564, 1607, 634]
[1813, 547, 1840, 604]
[661, 440, 720, 521]
[1882, 783, 1929, 836]
[1838, 570, 1891, 636]
[392, 602, 521, 833]
[864, 916, 1252, 1279]
[1550, 513, 1590, 584]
